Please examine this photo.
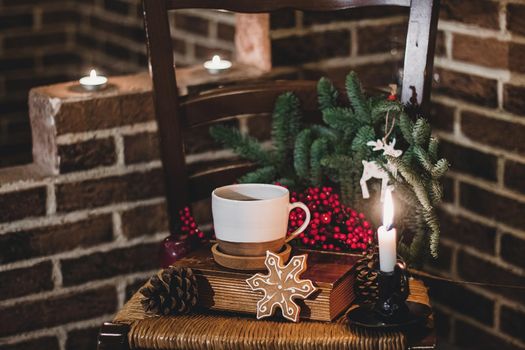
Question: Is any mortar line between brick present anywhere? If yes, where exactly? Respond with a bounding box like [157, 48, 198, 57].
[112, 211, 125, 243]
[432, 94, 525, 126]
[436, 131, 525, 163]
[0, 197, 165, 236]
[0, 253, 164, 308]
[55, 121, 158, 144]
[432, 302, 525, 348]
[438, 20, 511, 41]
[447, 170, 525, 203]
[52, 259, 63, 289]
[0, 313, 117, 347]
[114, 134, 125, 166]
[46, 183, 57, 216]
[56, 327, 66, 350]
[440, 202, 525, 239]
[270, 15, 407, 40]
[435, 57, 511, 81]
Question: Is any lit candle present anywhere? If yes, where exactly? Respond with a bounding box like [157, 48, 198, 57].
[378, 188, 397, 272]
[203, 55, 232, 74]
[79, 69, 108, 91]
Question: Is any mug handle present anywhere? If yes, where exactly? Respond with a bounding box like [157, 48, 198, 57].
[285, 202, 311, 243]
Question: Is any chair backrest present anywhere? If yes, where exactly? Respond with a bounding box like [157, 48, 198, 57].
[143, 0, 440, 232]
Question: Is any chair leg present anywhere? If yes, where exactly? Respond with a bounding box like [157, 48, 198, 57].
[97, 322, 130, 350]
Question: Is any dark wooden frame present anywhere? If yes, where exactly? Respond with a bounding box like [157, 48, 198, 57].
[98, 1, 440, 347]
[142, 0, 440, 234]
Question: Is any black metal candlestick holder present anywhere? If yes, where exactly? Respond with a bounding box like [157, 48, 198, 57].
[348, 260, 431, 329]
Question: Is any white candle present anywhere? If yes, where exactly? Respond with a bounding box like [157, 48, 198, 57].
[79, 69, 107, 91]
[378, 188, 397, 272]
[204, 55, 232, 74]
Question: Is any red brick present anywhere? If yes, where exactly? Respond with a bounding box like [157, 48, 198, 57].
[61, 243, 159, 286]
[0, 57, 34, 72]
[0, 214, 113, 264]
[174, 13, 209, 36]
[455, 320, 517, 350]
[124, 132, 160, 164]
[452, 35, 508, 69]
[461, 111, 525, 154]
[507, 3, 525, 37]
[509, 43, 525, 74]
[0, 13, 33, 30]
[504, 160, 525, 194]
[58, 138, 116, 173]
[457, 250, 525, 304]
[54, 92, 154, 135]
[440, 0, 500, 29]
[66, 326, 99, 350]
[500, 233, 525, 269]
[429, 101, 454, 132]
[104, 0, 129, 15]
[302, 7, 408, 26]
[1, 337, 60, 350]
[272, 30, 351, 66]
[358, 22, 407, 55]
[56, 169, 165, 212]
[4, 32, 68, 49]
[217, 23, 235, 41]
[0, 187, 46, 223]
[503, 84, 525, 116]
[434, 68, 497, 107]
[440, 140, 497, 181]
[126, 278, 148, 300]
[0, 261, 53, 301]
[173, 38, 186, 55]
[270, 10, 296, 29]
[42, 9, 79, 25]
[0, 286, 117, 337]
[442, 176, 454, 203]
[121, 202, 169, 239]
[438, 210, 496, 254]
[428, 279, 494, 325]
[460, 182, 525, 230]
[500, 306, 525, 343]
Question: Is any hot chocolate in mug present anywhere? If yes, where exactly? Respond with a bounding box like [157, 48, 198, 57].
[212, 183, 311, 256]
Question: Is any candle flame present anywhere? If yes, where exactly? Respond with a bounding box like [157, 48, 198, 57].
[383, 188, 394, 228]
[212, 55, 221, 63]
[89, 69, 97, 78]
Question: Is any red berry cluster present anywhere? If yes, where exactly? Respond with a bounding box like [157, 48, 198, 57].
[178, 207, 205, 240]
[287, 186, 373, 252]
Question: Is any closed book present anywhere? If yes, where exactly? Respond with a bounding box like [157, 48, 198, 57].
[174, 245, 360, 321]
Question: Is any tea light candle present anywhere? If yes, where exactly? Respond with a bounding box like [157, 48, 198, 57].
[204, 55, 232, 74]
[79, 69, 107, 91]
[378, 188, 397, 272]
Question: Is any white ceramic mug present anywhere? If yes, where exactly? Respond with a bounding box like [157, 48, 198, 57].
[212, 183, 311, 256]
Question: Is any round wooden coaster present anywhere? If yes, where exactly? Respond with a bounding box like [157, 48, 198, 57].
[211, 243, 292, 271]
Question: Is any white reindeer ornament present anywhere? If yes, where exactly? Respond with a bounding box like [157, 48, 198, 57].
[360, 138, 403, 202]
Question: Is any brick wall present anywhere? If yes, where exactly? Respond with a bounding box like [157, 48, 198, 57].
[1, 2, 524, 349]
[0, 72, 250, 349]
[0, 0, 235, 168]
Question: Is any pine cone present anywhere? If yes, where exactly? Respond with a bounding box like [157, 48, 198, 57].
[140, 266, 198, 315]
[354, 247, 379, 304]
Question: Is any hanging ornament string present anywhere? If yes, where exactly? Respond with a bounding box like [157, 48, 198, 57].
[409, 268, 525, 290]
[382, 110, 396, 144]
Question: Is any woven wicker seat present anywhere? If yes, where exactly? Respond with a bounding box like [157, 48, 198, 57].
[99, 279, 435, 350]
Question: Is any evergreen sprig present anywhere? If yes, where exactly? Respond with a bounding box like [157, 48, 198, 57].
[209, 71, 449, 266]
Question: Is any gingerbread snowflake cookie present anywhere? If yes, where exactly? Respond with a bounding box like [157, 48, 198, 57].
[246, 251, 317, 322]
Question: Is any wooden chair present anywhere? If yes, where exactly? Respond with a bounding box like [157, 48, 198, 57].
[142, 0, 440, 234]
[98, 1, 440, 349]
